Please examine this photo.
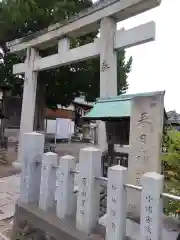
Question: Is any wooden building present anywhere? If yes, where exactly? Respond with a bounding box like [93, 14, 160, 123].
[3, 95, 93, 130]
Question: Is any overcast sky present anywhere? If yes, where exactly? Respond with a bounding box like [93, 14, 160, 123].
[116, 0, 180, 112]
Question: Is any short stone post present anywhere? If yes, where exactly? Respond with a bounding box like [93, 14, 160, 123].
[56, 155, 76, 219]
[106, 165, 127, 240]
[140, 172, 164, 240]
[39, 152, 58, 211]
[76, 147, 101, 234]
[20, 132, 44, 203]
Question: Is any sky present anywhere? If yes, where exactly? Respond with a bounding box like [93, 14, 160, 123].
[116, 0, 180, 112]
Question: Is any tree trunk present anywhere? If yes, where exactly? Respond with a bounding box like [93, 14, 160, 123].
[34, 80, 46, 132]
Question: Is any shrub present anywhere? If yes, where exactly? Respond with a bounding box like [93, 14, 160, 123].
[163, 128, 180, 218]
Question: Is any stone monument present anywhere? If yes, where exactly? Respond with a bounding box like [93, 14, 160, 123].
[127, 92, 165, 216]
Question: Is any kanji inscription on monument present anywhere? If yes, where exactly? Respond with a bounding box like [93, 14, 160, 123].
[79, 177, 88, 216]
[127, 92, 164, 216]
[140, 172, 163, 240]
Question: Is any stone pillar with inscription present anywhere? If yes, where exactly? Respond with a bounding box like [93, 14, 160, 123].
[140, 172, 164, 240]
[39, 152, 58, 211]
[127, 92, 164, 216]
[76, 147, 101, 234]
[20, 132, 44, 203]
[106, 165, 127, 240]
[56, 155, 76, 219]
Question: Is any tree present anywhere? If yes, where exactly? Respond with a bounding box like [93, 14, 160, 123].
[163, 128, 180, 218]
[0, 0, 132, 130]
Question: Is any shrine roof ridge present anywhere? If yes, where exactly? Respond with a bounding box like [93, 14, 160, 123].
[96, 90, 165, 103]
[83, 90, 166, 120]
[6, 0, 162, 53]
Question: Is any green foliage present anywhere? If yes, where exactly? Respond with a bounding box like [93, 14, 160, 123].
[0, 0, 93, 42]
[0, 0, 132, 108]
[163, 128, 180, 218]
[117, 53, 132, 95]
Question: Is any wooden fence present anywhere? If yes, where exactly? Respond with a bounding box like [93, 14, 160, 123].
[19, 132, 171, 240]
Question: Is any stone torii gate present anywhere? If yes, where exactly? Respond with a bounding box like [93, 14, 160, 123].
[6, 0, 162, 162]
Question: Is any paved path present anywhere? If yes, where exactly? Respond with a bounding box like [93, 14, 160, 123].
[0, 174, 20, 237]
[0, 175, 20, 222]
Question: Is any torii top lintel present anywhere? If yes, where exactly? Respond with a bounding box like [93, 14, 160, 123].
[7, 0, 162, 53]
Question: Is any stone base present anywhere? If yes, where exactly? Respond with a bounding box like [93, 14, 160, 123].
[12, 201, 180, 240]
[12, 202, 105, 240]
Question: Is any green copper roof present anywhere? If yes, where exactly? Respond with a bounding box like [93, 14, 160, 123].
[84, 99, 131, 119]
[83, 91, 165, 120]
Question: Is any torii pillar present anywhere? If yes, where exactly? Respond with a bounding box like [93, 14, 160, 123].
[18, 17, 118, 157]
[17, 48, 40, 163]
[98, 17, 118, 151]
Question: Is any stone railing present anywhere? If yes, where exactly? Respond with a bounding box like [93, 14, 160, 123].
[19, 132, 180, 240]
